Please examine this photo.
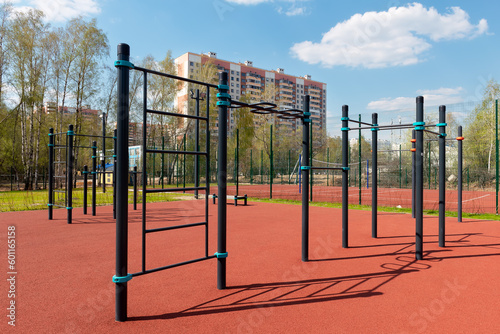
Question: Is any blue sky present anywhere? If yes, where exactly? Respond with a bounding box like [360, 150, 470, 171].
[11, 0, 500, 136]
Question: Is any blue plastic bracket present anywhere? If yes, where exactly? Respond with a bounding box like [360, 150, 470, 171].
[66, 207, 73, 210]
[48, 144, 54, 147]
[303, 112, 311, 116]
[214, 252, 228, 259]
[301, 166, 311, 170]
[112, 273, 133, 283]
[439, 133, 447, 137]
[217, 84, 229, 90]
[415, 126, 425, 131]
[303, 118, 311, 123]
[67, 130, 74, 136]
[217, 93, 231, 98]
[47, 204, 53, 207]
[341, 117, 349, 121]
[341, 127, 350, 131]
[114, 60, 134, 69]
[342, 167, 350, 171]
[217, 101, 231, 106]
[436, 123, 447, 127]
[371, 127, 379, 131]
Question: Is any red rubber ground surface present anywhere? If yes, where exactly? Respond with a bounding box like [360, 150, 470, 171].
[1, 201, 500, 333]
[225, 184, 496, 213]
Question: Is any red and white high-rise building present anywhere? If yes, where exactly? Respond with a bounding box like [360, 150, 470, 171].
[175, 51, 327, 135]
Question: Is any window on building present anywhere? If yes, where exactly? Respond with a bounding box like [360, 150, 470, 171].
[236, 90, 239, 94]
[231, 70, 234, 74]
[236, 84, 239, 88]
[231, 89, 234, 93]
[231, 77, 234, 81]
[236, 71, 239, 75]
[231, 83, 234, 87]
[190, 62, 194, 66]
[236, 78, 239, 82]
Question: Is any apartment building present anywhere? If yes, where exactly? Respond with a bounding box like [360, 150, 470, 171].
[174, 52, 327, 135]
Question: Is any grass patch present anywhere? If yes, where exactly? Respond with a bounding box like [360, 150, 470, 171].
[248, 197, 500, 221]
[0, 187, 194, 212]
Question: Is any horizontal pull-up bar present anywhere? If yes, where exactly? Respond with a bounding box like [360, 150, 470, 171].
[134, 65, 218, 89]
[132, 255, 216, 278]
[146, 108, 209, 121]
[145, 148, 208, 156]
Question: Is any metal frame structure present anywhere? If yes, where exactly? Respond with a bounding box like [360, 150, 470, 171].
[114, 43, 306, 322]
[340, 96, 447, 260]
[48, 124, 116, 224]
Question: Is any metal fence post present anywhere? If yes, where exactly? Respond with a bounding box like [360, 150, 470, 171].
[438, 105, 446, 247]
[67, 125, 74, 224]
[415, 96, 424, 260]
[92, 141, 97, 216]
[217, 71, 228, 290]
[83, 165, 88, 215]
[458, 126, 463, 222]
[342, 105, 349, 248]
[372, 113, 378, 238]
[302, 95, 310, 261]
[48, 128, 54, 219]
[115, 43, 130, 322]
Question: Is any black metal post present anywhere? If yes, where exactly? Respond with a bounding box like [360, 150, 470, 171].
[302, 95, 310, 261]
[92, 141, 97, 216]
[195, 89, 200, 199]
[458, 126, 463, 222]
[236, 128, 239, 197]
[342, 105, 349, 248]
[411, 130, 416, 218]
[115, 43, 130, 322]
[217, 71, 228, 289]
[113, 129, 117, 220]
[415, 96, 424, 260]
[102, 111, 107, 194]
[67, 125, 74, 225]
[133, 166, 138, 211]
[372, 113, 378, 238]
[270, 125, 273, 199]
[438, 106, 446, 247]
[83, 165, 88, 215]
[48, 128, 54, 219]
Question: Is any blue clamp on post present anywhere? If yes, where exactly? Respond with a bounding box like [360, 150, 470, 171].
[413, 121, 425, 131]
[217, 101, 231, 106]
[217, 93, 231, 98]
[439, 133, 447, 137]
[113, 155, 117, 158]
[91, 146, 97, 149]
[48, 143, 54, 147]
[47, 204, 53, 207]
[214, 252, 228, 259]
[92, 156, 97, 158]
[301, 166, 311, 170]
[371, 124, 379, 131]
[114, 60, 134, 69]
[303, 112, 311, 116]
[66, 207, 73, 210]
[341, 117, 349, 121]
[67, 130, 74, 136]
[341, 127, 350, 131]
[112, 274, 133, 283]
[436, 123, 447, 127]
[303, 118, 312, 123]
[342, 167, 350, 171]
[91, 172, 97, 175]
[217, 84, 229, 90]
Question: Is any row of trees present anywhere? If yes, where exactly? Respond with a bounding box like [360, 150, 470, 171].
[0, 3, 109, 189]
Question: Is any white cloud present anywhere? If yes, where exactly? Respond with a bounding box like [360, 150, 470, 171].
[367, 87, 464, 111]
[291, 3, 488, 69]
[226, 0, 308, 16]
[225, 0, 269, 4]
[285, 6, 305, 16]
[13, 0, 101, 22]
